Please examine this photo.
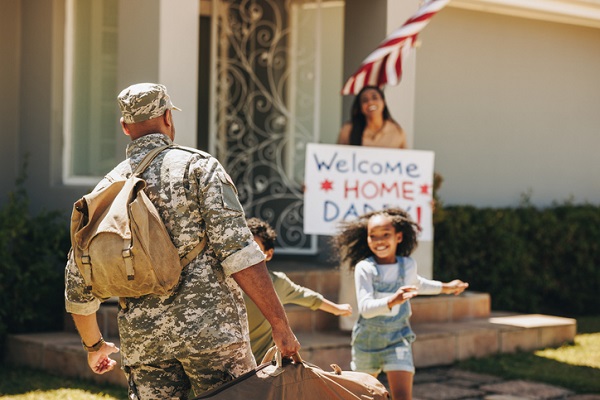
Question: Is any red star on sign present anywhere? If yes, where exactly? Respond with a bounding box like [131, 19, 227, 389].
[420, 184, 430, 195]
[320, 179, 334, 192]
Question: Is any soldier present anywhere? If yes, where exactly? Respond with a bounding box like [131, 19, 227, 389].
[65, 83, 300, 399]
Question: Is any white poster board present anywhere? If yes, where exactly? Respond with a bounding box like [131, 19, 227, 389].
[303, 144, 435, 240]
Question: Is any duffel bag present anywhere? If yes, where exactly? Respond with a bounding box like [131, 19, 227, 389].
[195, 346, 389, 399]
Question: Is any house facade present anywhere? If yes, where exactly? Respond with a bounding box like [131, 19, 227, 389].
[2, 0, 599, 267]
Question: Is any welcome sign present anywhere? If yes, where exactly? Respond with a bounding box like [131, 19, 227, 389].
[303, 143, 435, 240]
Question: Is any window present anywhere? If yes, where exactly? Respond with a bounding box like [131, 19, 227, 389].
[63, 0, 119, 185]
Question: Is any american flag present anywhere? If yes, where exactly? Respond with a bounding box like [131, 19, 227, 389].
[341, 0, 450, 96]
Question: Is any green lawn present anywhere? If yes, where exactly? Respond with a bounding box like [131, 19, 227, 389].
[456, 316, 600, 394]
[0, 365, 127, 400]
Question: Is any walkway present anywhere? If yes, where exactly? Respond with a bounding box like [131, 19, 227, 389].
[409, 366, 599, 400]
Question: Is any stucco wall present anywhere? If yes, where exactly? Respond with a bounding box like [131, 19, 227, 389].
[342, 0, 387, 126]
[0, 0, 21, 203]
[415, 7, 600, 207]
[5, 0, 199, 216]
[17, 0, 84, 215]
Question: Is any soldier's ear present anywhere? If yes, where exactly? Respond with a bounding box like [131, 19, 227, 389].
[120, 118, 131, 137]
[163, 109, 173, 127]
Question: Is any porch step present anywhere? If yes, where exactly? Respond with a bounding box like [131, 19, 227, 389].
[5, 313, 576, 388]
[411, 292, 491, 323]
[285, 270, 492, 325]
[62, 291, 491, 337]
[4, 331, 127, 387]
[297, 313, 576, 370]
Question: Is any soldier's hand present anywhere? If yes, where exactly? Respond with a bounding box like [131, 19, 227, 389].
[87, 341, 119, 374]
[272, 325, 301, 358]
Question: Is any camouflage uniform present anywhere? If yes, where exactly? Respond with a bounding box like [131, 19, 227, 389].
[65, 130, 264, 398]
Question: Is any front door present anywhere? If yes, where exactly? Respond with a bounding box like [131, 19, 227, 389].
[209, 0, 345, 254]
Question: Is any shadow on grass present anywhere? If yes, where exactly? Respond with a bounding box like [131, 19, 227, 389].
[457, 352, 600, 394]
[0, 364, 127, 398]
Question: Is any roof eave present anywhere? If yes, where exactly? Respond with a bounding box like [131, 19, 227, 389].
[449, 0, 600, 29]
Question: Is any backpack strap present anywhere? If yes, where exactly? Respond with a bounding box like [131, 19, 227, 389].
[180, 235, 208, 267]
[132, 144, 206, 176]
[168, 145, 213, 266]
[134, 144, 210, 267]
[133, 145, 172, 176]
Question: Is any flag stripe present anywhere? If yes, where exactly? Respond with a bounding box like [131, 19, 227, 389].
[341, 0, 450, 95]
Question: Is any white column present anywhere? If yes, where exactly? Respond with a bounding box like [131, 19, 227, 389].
[158, 0, 199, 147]
[385, 0, 419, 149]
[386, 0, 434, 280]
[118, 0, 199, 148]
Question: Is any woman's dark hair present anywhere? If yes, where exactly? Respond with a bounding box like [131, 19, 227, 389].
[331, 208, 420, 269]
[349, 86, 393, 146]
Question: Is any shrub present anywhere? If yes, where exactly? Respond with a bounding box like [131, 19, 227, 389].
[0, 162, 70, 357]
[433, 202, 600, 316]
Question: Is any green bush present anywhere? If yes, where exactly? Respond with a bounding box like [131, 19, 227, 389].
[433, 202, 600, 316]
[0, 164, 70, 357]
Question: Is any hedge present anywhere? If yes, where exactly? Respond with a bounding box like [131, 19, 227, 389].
[433, 203, 600, 316]
[0, 167, 69, 357]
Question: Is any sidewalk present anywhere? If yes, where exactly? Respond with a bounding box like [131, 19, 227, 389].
[404, 366, 600, 400]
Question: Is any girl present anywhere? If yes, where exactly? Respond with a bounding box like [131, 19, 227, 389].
[333, 208, 468, 400]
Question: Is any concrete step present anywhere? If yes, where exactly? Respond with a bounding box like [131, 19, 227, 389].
[297, 313, 576, 370]
[4, 331, 127, 387]
[411, 291, 491, 324]
[411, 313, 576, 368]
[9, 312, 575, 389]
[65, 291, 491, 337]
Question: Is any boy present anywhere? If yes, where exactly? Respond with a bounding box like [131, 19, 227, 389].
[245, 217, 353, 362]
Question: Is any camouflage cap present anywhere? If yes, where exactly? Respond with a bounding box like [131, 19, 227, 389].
[117, 83, 181, 124]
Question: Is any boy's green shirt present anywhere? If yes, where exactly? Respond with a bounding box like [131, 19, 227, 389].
[244, 270, 324, 362]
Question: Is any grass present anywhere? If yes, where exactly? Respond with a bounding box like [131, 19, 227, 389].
[0, 364, 127, 399]
[456, 316, 600, 394]
[1, 317, 598, 398]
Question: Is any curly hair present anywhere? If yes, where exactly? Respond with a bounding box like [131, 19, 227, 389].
[331, 208, 420, 269]
[246, 217, 277, 251]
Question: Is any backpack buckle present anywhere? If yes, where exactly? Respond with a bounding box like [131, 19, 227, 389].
[81, 255, 91, 264]
[122, 248, 132, 258]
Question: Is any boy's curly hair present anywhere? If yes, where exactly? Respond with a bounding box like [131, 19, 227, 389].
[246, 217, 277, 251]
[331, 208, 420, 269]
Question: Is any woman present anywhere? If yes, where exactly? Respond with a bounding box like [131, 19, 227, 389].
[337, 86, 406, 149]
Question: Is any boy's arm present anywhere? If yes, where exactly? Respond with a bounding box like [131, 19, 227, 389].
[318, 299, 352, 316]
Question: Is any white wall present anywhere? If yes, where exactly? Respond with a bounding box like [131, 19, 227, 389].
[118, 0, 199, 149]
[415, 7, 600, 207]
[0, 0, 21, 200]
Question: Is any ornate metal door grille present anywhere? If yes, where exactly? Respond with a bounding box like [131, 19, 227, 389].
[210, 0, 329, 253]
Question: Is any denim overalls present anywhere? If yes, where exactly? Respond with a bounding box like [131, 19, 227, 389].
[351, 256, 417, 374]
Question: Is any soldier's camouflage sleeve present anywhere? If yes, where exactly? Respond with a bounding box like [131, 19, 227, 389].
[64, 252, 101, 315]
[192, 157, 265, 276]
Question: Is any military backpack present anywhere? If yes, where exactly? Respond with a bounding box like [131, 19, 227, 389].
[69, 145, 206, 299]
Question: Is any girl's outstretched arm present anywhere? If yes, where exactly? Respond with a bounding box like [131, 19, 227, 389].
[441, 280, 469, 295]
